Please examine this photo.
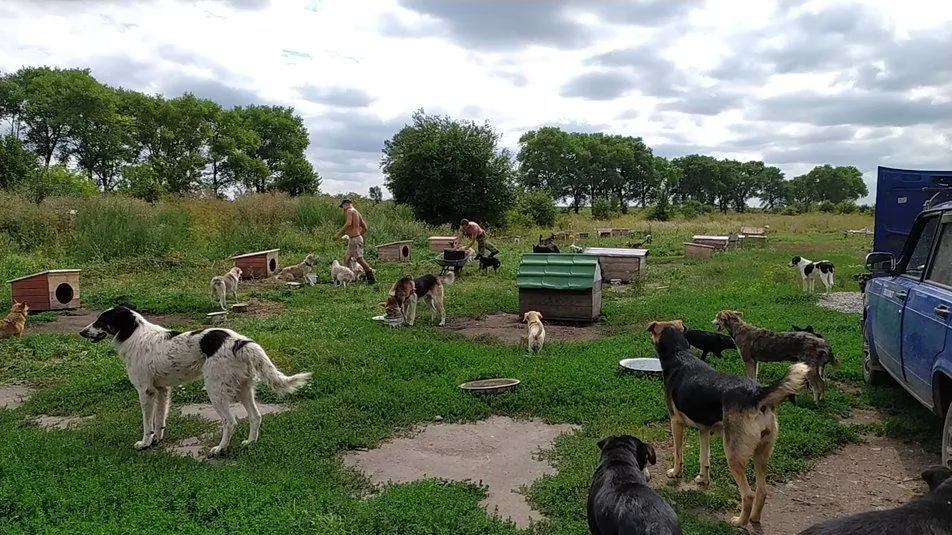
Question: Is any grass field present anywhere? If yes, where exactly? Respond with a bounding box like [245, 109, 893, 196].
[0, 194, 942, 534]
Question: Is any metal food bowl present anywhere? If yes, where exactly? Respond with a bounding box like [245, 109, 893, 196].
[618, 357, 663, 376]
[459, 378, 520, 395]
[231, 303, 249, 313]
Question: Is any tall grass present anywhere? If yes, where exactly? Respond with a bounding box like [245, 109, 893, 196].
[72, 197, 191, 261]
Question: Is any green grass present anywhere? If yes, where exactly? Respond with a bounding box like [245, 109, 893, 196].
[0, 198, 942, 534]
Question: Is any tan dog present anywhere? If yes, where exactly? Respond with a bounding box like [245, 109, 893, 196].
[331, 260, 356, 286]
[275, 253, 315, 282]
[523, 311, 545, 353]
[210, 267, 242, 311]
[381, 276, 416, 325]
[0, 301, 29, 339]
[647, 319, 809, 527]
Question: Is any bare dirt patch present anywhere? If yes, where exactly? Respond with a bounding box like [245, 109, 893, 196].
[163, 432, 229, 462]
[342, 415, 578, 528]
[0, 384, 34, 409]
[178, 402, 288, 421]
[816, 292, 863, 314]
[242, 298, 285, 318]
[30, 414, 93, 430]
[443, 313, 603, 345]
[27, 309, 196, 335]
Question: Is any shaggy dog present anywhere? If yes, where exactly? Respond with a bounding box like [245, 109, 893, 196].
[684, 328, 736, 360]
[78, 306, 311, 456]
[331, 260, 356, 286]
[274, 253, 315, 282]
[382, 273, 453, 326]
[210, 267, 242, 311]
[713, 310, 836, 403]
[587, 435, 681, 535]
[476, 253, 501, 272]
[348, 258, 365, 280]
[533, 234, 560, 253]
[799, 465, 952, 534]
[522, 310, 545, 353]
[647, 320, 809, 527]
[788, 256, 835, 293]
[0, 301, 29, 339]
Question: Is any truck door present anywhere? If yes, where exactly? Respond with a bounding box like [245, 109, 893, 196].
[901, 212, 952, 408]
[871, 215, 939, 380]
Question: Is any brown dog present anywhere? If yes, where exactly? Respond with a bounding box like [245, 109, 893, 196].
[381, 276, 416, 325]
[274, 253, 315, 282]
[381, 274, 453, 326]
[0, 301, 29, 339]
[712, 310, 836, 403]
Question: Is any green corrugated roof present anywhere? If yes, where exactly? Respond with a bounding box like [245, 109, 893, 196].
[516, 253, 601, 290]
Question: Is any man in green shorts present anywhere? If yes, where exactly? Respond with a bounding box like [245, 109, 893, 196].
[458, 218, 498, 258]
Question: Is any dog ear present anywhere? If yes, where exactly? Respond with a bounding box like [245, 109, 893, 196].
[378, 301, 388, 308]
[921, 465, 952, 491]
[596, 437, 610, 451]
[646, 321, 658, 333]
[672, 319, 684, 331]
[638, 442, 657, 466]
[805, 325, 814, 333]
[537, 312, 542, 320]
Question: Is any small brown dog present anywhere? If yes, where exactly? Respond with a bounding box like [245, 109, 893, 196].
[0, 301, 29, 339]
[712, 310, 836, 403]
[523, 311, 545, 353]
[381, 276, 416, 325]
[275, 253, 315, 282]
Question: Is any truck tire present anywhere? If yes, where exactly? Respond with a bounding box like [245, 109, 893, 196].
[944, 403, 952, 469]
[862, 326, 889, 386]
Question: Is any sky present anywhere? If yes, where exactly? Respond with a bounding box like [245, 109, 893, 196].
[1, 0, 951, 203]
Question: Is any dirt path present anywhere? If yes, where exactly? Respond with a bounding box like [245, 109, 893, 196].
[443, 313, 603, 345]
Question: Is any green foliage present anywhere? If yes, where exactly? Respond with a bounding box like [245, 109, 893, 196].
[590, 196, 618, 220]
[516, 190, 557, 227]
[0, 134, 38, 190]
[20, 164, 97, 204]
[835, 200, 857, 214]
[72, 197, 190, 260]
[368, 186, 383, 204]
[818, 200, 836, 213]
[382, 109, 514, 228]
[791, 165, 868, 205]
[646, 193, 672, 221]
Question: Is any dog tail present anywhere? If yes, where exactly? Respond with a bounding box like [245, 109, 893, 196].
[241, 342, 312, 394]
[440, 271, 455, 286]
[756, 362, 810, 407]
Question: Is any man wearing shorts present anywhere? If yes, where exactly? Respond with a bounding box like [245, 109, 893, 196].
[458, 218, 498, 258]
[335, 199, 376, 285]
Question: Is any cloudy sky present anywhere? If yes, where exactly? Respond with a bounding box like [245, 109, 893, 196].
[2, 0, 951, 202]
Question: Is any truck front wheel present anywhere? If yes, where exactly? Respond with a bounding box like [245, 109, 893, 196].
[862, 326, 889, 386]
[944, 404, 952, 469]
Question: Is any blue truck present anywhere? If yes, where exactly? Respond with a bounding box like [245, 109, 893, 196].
[862, 166, 952, 469]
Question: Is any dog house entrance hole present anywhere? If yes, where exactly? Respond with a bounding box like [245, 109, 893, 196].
[55, 283, 74, 304]
[269, 258, 277, 272]
[402, 245, 410, 258]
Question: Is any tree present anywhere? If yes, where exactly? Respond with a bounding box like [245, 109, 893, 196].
[790, 165, 868, 206]
[0, 134, 38, 190]
[382, 109, 514, 227]
[759, 166, 789, 209]
[64, 86, 137, 190]
[369, 185, 383, 203]
[237, 105, 320, 195]
[517, 127, 577, 207]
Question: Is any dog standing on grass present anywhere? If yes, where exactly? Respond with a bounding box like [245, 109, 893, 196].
[0, 301, 29, 339]
[587, 435, 681, 535]
[382, 273, 453, 326]
[331, 260, 356, 286]
[788, 256, 835, 293]
[210, 267, 242, 311]
[274, 253, 315, 282]
[712, 310, 836, 403]
[79, 306, 311, 456]
[647, 320, 809, 527]
[522, 310, 545, 353]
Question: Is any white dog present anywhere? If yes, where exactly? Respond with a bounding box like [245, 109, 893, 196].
[78, 306, 311, 456]
[788, 256, 835, 293]
[348, 258, 365, 280]
[210, 267, 241, 310]
[523, 310, 546, 353]
[331, 259, 356, 286]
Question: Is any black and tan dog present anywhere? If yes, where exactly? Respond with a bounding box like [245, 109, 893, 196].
[799, 465, 952, 534]
[381, 272, 454, 326]
[647, 320, 810, 527]
[713, 310, 836, 403]
[587, 435, 681, 535]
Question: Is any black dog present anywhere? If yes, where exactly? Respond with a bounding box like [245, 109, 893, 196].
[684, 328, 736, 360]
[475, 254, 501, 272]
[533, 234, 560, 253]
[587, 435, 681, 535]
[799, 465, 952, 534]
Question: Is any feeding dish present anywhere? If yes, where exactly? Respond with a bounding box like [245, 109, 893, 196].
[231, 303, 249, 313]
[371, 314, 404, 327]
[459, 378, 520, 395]
[205, 311, 228, 324]
[619, 357, 663, 375]
[305, 274, 317, 286]
[285, 282, 302, 290]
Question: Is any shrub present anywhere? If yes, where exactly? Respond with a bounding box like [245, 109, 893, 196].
[647, 196, 671, 221]
[818, 200, 836, 213]
[835, 200, 857, 214]
[679, 200, 705, 220]
[73, 196, 190, 260]
[0, 193, 65, 251]
[516, 190, 557, 227]
[590, 196, 618, 220]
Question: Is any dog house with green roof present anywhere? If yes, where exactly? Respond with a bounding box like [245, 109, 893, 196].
[516, 253, 603, 323]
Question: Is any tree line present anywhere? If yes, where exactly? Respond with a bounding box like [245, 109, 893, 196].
[382, 111, 870, 227]
[0, 66, 320, 202]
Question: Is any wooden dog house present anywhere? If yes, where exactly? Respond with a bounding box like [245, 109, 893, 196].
[377, 240, 412, 262]
[692, 235, 731, 251]
[583, 247, 648, 283]
[8, 269, 81, 311]
[516, 253, 602, 323]
[684, 242, 716, 259]
[231, 249, 279, 279]
[428, 236, 458, 252]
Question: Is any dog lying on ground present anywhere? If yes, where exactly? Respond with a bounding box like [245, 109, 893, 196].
[587, 435, 681, 535]
[0, 301, 29, 339]
[789, 256, 835, 293]
[798, 465, 952, 534]
[382, 273, 454, 326]
[331, 260, 356, 286]
[647, 320, 810, 527]
[684, 327, 736, 360]
[476, 253, 501, 272]
[210, 267, 242, 311]
[274, 253, 315, 282]
[79, 306, 311, 456]
[522, 310, 545, 353]
[713, 310, 836, 403]
[533, 234, 560, 253]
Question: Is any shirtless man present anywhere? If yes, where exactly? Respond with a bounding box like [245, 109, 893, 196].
[335, 199, 376, 285]
[458, 218, 498, 258]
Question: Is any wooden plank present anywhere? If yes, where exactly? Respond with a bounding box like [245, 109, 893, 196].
[10, 280, 49, 290]
[12, 289, 51, 298]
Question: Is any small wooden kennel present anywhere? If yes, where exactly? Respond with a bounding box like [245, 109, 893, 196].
[428, 236, 459, 252]
[583, 247, 648, 283]
[8, 269, 81, 311]
[684, 242, 716, 259]
[231, 249, 280, 279]
[516, 253, 603, 323]
[377, 240, 412, 262]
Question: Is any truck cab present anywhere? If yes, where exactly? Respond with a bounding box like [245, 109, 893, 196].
[863, 200, 952, 469]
